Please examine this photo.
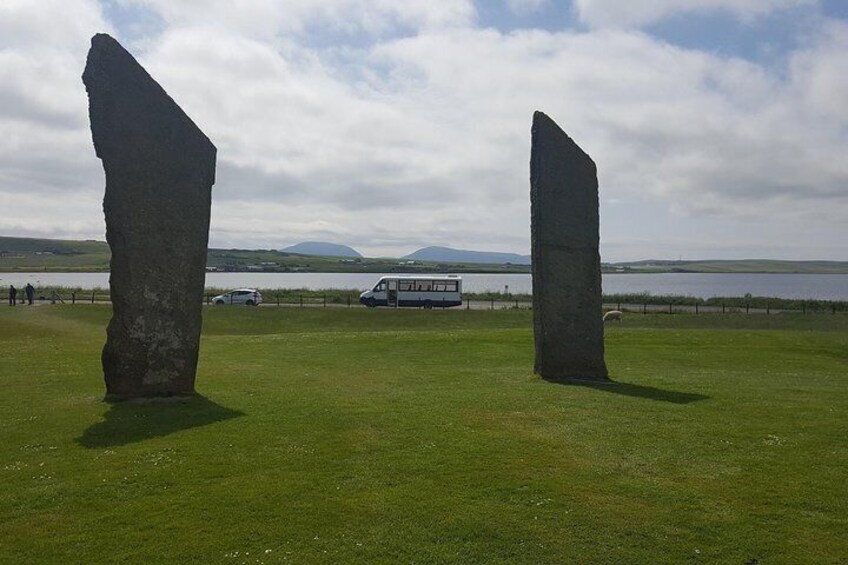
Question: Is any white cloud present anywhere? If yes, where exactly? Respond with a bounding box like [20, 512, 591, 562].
[0, 0, 108, 50]
[572, 0, 815, 28]
[0, 0, 846, 260]
[117, 0, 475, 37]
[789, 20, 848, 122]
[146, 18, 848, 257]
[0, 0, 111, 129]
[0, 0, 111, 241]
[370, 27, 847, 213]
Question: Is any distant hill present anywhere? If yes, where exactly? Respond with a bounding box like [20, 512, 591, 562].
[404, 246, 531, 265]
[613, 259, 848, 274]
[0, 236, 108, 255]
[0, 236, 111, 271]
[3, 236, 847, 274]
[280, 241, 363, 258]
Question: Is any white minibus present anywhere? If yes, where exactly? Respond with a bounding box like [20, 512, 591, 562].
[359, 276, 462, 309]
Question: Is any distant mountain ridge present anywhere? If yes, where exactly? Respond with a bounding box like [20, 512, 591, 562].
[280, 241, 362, 258]
[404, 246, 531, 265]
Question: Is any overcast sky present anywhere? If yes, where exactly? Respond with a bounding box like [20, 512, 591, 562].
[1, 0, 846, 261]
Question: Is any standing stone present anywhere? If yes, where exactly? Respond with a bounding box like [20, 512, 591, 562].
[83, 34, 216, 400]
[530, 111, 608, 381]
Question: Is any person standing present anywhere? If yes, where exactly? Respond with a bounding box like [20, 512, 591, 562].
[8, 285, 16, 306]
[25, 283, 35, 305]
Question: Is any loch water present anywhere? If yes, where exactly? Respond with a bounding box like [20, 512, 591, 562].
[2, 272, 846, 301]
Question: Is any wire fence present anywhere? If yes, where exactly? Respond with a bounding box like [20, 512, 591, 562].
[3, 289, 846, 315]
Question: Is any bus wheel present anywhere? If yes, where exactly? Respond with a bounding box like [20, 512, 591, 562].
[366, 298, 376, 308]
[423, 300, 433, 310]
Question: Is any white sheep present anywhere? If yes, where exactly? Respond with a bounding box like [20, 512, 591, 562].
[603, 310, 623, 323]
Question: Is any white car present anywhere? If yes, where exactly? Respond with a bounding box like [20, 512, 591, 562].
[212, 288, 262, 306]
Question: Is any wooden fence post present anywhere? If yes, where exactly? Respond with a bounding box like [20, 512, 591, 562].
[347, 295, 351, 308]
[72, 292, 75, 305]
[300, 295, 303, 308]
[695, 303, 699, 315]
[490, 298, 494, 310]
[323, 294, 327, 308]
[91, 291, 95, 304]
[276, 293, 280, 307]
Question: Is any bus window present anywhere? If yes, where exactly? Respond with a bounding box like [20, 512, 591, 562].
[417, 281, 433, 292]
[432, 281, 457, 292]
[399, 280, 415, 291]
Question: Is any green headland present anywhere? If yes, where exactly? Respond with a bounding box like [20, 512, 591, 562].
[2, 236, 847, 273]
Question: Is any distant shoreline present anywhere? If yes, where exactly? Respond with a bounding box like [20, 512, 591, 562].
[4, 271, 847, 301]
[3, 266, 848, 275]
[2, 235, 847, 275]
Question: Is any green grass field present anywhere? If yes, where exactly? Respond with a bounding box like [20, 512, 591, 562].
[1, 306, 846, 563]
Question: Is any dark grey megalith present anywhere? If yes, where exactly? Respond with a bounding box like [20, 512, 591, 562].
[530, 111, 608, 382]
[83, 33, 216, 400]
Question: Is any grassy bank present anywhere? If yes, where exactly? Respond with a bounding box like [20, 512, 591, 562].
[1, 307, 846, 563]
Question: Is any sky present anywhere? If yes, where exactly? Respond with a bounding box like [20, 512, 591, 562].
[1, 0, 847, 261]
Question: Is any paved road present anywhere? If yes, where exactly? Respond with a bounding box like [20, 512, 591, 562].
[7, 296, 830, 316]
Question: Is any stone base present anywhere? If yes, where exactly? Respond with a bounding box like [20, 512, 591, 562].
[537, 372, 611, 384]
[104, 392, 199, 404]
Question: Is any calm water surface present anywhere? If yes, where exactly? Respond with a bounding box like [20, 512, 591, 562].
[2, 272, 846, 300]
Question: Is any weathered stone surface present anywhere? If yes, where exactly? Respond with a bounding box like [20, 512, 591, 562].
[530, 111, 608, 381]
[83, 34, 216, 400]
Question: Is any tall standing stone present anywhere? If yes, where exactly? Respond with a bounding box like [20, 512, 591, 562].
[530, 111, 608, 381]
[83, 34, 216, 400]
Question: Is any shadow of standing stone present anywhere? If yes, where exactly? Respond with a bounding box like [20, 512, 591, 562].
[556, 380, 708, 404]
[76, 395, 244, 448]
[531, 111, 608, 382]
[82, 34, 216, 400]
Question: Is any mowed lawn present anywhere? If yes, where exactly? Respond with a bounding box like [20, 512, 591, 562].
[1, 306, 846, 564]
